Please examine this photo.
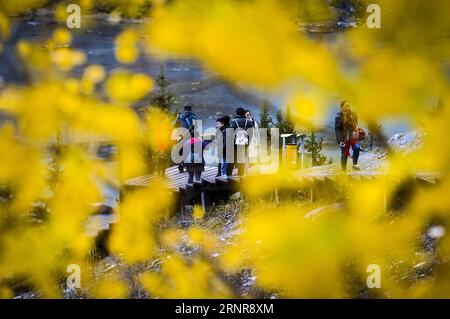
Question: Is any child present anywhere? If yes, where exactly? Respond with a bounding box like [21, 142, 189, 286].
[183, 131, 212, 184]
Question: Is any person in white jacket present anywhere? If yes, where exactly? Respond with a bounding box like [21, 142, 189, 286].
[245, 110, 260, 163]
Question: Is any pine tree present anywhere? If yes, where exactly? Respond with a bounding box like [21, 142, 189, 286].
[367, 122, 383, 150]
[259, 99, 272, 129]
[284, 105, 295, 134]
[151, 63, 176, 111]
[276, 109, 286, 134]
[142, 64, 177, 174]
[276, 105, 295, 134]
[304, 130, 327, 167]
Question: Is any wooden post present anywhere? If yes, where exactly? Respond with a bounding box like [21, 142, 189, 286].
[180, 198, 185, 214]
[274, 188, 280, 206]
[239, 177, 245, 202]
[201, 191, 207, 215]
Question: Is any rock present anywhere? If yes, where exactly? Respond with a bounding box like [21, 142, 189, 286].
[412, 261, 427, 269]
[388, 129, 424, 154]
[427, 225, 445, 239]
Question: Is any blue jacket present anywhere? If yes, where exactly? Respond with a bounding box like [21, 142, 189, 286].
[177, 111, 196, 130]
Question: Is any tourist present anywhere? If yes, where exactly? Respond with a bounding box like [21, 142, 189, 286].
[174, 105, 197, 173]
[183, 131, 212, 185]
[230, 107, 254, 176]
[245, 110, 260, 164]
[334, 100, 361, 171]
[216, 116, 230, 179]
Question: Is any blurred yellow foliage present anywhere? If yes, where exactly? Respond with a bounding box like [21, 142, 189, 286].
[52, 28, 72, 47]
[51, 48, 87, 71]
[141, 254, 231, 298]
[106, 69, 153, 103]
[115, 29, 139, 64]
[108, 182, 173, 263]
[90, 274, 129, 298]
[81, 64, 106, 95]
[147, 0, 342, 91]
[144, 107, 173, 152]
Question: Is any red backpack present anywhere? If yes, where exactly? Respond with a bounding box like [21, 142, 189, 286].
[358, 128, 366, 141]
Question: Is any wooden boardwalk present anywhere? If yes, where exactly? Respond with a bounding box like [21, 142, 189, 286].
[126, 166, 241, 191]
[126, 166, 243, 213]
[85, 166, 440, 237]
[125, 165, 441, 213]
[126, 166, 441, 192]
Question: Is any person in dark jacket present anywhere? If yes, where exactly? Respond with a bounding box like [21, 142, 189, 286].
[230, 107, 254, 176]
[335, 100, 360, 171]
[216, 115, 231, 178]
[174, 105, 197, 173]
[182, 131, 212, 184]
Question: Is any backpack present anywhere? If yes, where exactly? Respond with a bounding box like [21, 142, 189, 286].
[234, 119, 249, 146]
[358, 128, 366, 141]
[179, 112, 195, 130]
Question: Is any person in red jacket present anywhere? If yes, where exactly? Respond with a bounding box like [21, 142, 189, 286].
[334, 100, 361, 171]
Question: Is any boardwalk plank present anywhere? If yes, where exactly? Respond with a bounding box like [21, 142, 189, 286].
[126, 166, 440, 193]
